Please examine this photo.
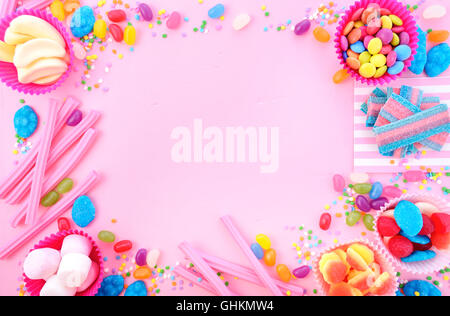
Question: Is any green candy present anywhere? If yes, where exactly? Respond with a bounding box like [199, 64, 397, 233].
[56, 178, 74, 194]
[363, 214, 375, 231]
[98, 230, 116, 243]
[40, 191, 60, 207]
[346, 211, 361, 226]
[353, 183, 372, 194]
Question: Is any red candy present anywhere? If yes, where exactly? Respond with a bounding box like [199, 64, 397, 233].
[109, 24, 124, 42]
[114, 240, 133, 253]
[419, 214, 435, 235]
[57, 217, 71, 232]
[431, 231, 450, 250]
[413, 241, 433, 251]
[107, 9, 127, 22]
[377, 216, 400, 237]
[320, 212, 332, 231]
[388, 235, 413, 258]
[430, 213, 450, 234]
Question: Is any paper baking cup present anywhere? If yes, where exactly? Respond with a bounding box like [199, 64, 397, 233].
[0, 9, 74, 95]
[373, 193, 450, 274]
[312, 239, 398, 296]
[23, 230, 104, 296]
[334, 0, 419, 86]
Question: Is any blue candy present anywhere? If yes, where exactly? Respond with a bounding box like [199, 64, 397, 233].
[394, 200, 423, 236]
[400, 231, 430, 245]
[369, 182, 383, 199]
[394, 45, 412, 61]
[208, 4, 225, 19]
[350, 41, 365, 54]
[72, 195, 95, 228]
[401, 250, 436, 263]
[124, 280, 147, 296]
[343, 51, 348, 61]
[96, 275, 124, 296]
[388, 61, 405, 75]
[409, 26, 427, 74]
[71, 6, 95, 38]
[250, 243, 264, 260]
[14, 105, 38, 138]
[425, 43, 450, 77]
[403, 280, 441, 296]
[395, 289, 405, 296]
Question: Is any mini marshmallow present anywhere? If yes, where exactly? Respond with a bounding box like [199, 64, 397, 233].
[60, 234, 92, 257]
[40, 275, 77, 296]
[23, 247, 61, 280]
[77, 261, 99, 293]
[57, 253, 92, 288]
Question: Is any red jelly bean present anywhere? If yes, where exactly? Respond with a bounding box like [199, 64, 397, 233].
[388, 235, 413, 258]
[109, 24, 123, 42]
[114, 240, 133, 253]
[319, 212, 332, 231]
[107, 9, 127, 22]
[58, 217, 71, 231]
[430, 213, 450, 234]
[377, 216, 400, 237]
[419, 214, 435, 235]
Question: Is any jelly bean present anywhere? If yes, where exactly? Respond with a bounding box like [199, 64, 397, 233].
[135, 248, 148, 266]
[93, 19, 107, 39]
[256, 234, 271, 250]
[96, 275, 124, 296]
[107, 9, 127, 22]
[124, 280, 147, 296]
[388, 61, 404, 75]
[292, 265, 310, 278]
[133, 266, 152, 279]
[332, 69, 349, 84]
[346, 211, 361, 226]
[363, 214, 375, 231]
[383, 185, 402, 198]
[71, 6, 95, 38]
[41, 191, 60, 207]
[389, 15, 402, 26]
[394, 200, 423, 236]
[403, 170, 425, 182]
[350, 172, 369, 183]
[391, 33, 400, 46]
[376, 28, 393, 45]
[356, 195, 371, 212]
[369, 182, 383, 199]
[343, 21, 354, 36]
[401, 250, 436, 263]
[98, 230, 116, 243]
[354, 183, 372, 194]
[368, 38, 382, 54]
[167, 11, 181, 29]
[394, 45, 411, 61]
[428, 30, 449, 43]
[340, 35, 348, 51]
[109, 24, 123, 42]
[72, 41, 86, 60]
[350, 41, 365, 53]
[124, 25, 136, 46]
[374, 65, 387, 78]
[313, 26, 330, 43]
[430, 213, 450, 234]
[386, 50, 397, 67]
[114, 240, 133, 253]
[319, 212, 332, 230]
[347, 57, 360, 70]
[232, 13, 251, 30]
[66, 109, 82, 126]
[377, 216, 400, 237]
[276, 264, 291, 282]
[425, 43, 450, 77]
[72, 195, 95, 228]
[146, 249, 160, 267]
[370, 197, 388, 210]
[250, 243, 264, 259]
[423, 4, 447, 19]
[350, 8, 364, 22]
[208, 4, 225, 19]
[263, 248, 276, 266]
[388, 235, 413, 258]
[50, 0, 65, 21]
[58, 217, 71, 232]
[332, 174, 345, 192]
[138, 3, 153, 21]
[359, 51, 371, 64]
[294, 19, 311, 36]
[403, 280, 441, 297]
[56, 178, 73, 194]
[14, 106, 38, 139]
[380, 15, 392, 29]
[348, 28, 361, 44]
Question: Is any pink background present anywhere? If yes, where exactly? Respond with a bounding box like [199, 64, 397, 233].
[0, 0, 449, 295]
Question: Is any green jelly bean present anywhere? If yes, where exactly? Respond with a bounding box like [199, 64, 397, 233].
[98, 230, 116, 243]
[353, 183, 372, 194]
[56, 178, 74, 194]
[346, 211, 361, 226]
[40, 191, 60, 207]
[363, 214, 375, 231]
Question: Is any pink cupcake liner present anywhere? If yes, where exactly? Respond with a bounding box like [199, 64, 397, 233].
[312, 239, 399, 296]
[373, 193, 450, 274]
[0, 9, 74, 95]
[334, 0, 419, 86]
[23, 230, 104, 296]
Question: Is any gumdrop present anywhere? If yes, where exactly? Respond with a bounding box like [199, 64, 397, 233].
[408, 26, 427, 74]
[425, 43, 450, 77]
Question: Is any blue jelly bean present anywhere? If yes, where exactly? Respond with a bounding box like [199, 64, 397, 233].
[250, 243, 264, 259]
[409, 26, 427, 74]
[425, 43, 450, 77]
[14, 105, 38, 138]
[394, 45, 412, 61]
[71, 6, 96, 38]
[208, 3, 225, 19]
[350, 41, 365, 54]
[72, 195, 95, 228]
[388, 61, 405, 75]
[369, 181, 383, 199]
[96, 275, 124, 296]
[124, 280, 147, 296]
[394, 200, 423, 236]
[401, 250, 436, 263]
[400, 231, 431, 245]
[403, 280, 441, 297]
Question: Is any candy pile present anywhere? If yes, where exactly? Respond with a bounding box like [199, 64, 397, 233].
[377, 199, 450, 263]
[360, 85, 449, 157]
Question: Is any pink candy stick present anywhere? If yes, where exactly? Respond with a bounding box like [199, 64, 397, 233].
[0, 0, 18, 17]
[5, 111, 101, 205]
[25, 99, 59, 225]
[0, 170, 100, 259]
[0, 97, 79, 199]
[221, 215, 283, 296]
[173, 266, 218, 295]
[179, 242, 235, 296]
[10, 129, 98, 227]
[18, 0, 53, 10]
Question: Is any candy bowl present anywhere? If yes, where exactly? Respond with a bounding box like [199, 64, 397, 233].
[334, 0, 419, 85]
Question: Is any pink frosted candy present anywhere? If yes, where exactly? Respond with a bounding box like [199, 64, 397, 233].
[403, 170, 425, 182]
[23, 248, 61, 280]
[383, 185, 402, 198]
[77, 261, 99, 293]
[340, 35, 348, 51]
[332, 174, 346, 192]
[387, 51, 397, 67]
[60, 234, 93, 257]
[167, 11, 181, 29]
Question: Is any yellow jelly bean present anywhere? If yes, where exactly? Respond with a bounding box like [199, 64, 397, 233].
[50, 0, 65, 21]
[256, 234, 271, 249]
[93, 19, 107, 39]
[276, 264, 291, 282]
[380, 15, 392, 29]
[354, 21, 364, 28]
[332, 68, 349, 84]
[359, 63, 376, 78]
[124, 25, 136, 45]
[389, 14, 403, 26]
[368, 38, 382, 54]
[391, 33, 400, 46]
[313, 26, 330, 43]
[359, 51, 371, 64]
[374, 65, 387, 78]
[370, 54, 386, 67]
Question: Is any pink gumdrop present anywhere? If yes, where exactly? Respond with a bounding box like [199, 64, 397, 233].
[403, 170, 426, 182]
[380, 44, 392, 55]
[167, 11, 181, 29]
[340, 35, 348, 51]
[383, 185, 402, 198]
[332, 174, 346, 192]
[386, 51, 397, 67]
[364, 35, 374, 49]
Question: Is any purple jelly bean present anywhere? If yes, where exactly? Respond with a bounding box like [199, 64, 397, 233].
[370, 197, 389, 210]
[340, 35, 348, 51]
[66, 109, 82, 126]
[399, 31, 410, 45]
[356, 195, 371, 212]
[138, 3, 153, 21]
[294, 19, 311, 35]
[293, 265, 310, 278]
[135, 248, 148, 266]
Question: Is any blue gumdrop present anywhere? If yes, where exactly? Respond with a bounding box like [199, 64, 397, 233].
[369, 182, 383, 199]
[70, 6, 96, 38]
[14, 105, 38, 138]
[96, 275, 124, 296]
[124, 280, 148, 296]
[208, 3, 225, 19]
[394, 45, 412, 61]
[400, 231, 431, 245]
[401, 250, 436, 263]
[350, 41, 365, 54]
[403, 280, 441, 296]
[409, 26, 427, 74]
[388, 61, 405, 75]
[250, 243, 264, 260]
[72, 195, 95, 228]
[394, 200, 423, 236]
[425, 43, 450, 77]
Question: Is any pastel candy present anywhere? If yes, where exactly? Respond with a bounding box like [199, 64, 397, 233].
[23, 248, 61, 280]
[409, 27, 427, 74]
[350, 172, 369, 183]
[415, 202, 439, 215]
[70, 6, 95, 38]
[72, 195, 95, 228]
[399, 231, 431, 245]
[60, 234, 92, 257]
[14, 105, 38, 138]
[350, 41, 365, 53]
[401, 250, 436, 263]
[394, 200, 423, 236]
[422, 5, 446, 20]
[425, 43, 450, 77]
[77, 261, 99, 292]
[208, 3, 225, 19]
[403, 280, 441, 296]
[376, 28, 393, 45]
[383, 185, 402, 198]
[124, 280, 147, 296]
[57, 253, 92, 287]
[146, 248, 160, 267]
[40, 275, 77, 296]
[96, 275, 124, 296]
[394, 45, 411, 61]
[399, 32, 410, 45]
[369, 182, 383, 199]
[332, 174, 345, 192]
[232, 13, 251, 31]
[250, 243, 264, 259]
[388, 61, 404, 75]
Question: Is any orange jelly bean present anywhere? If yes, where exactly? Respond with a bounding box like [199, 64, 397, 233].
[333, 69, 350, 84]
[263, 248, 276, 266]
[428, 30, 449, 43]
[313, 26, 330, 42]
[276, 264, 291, 282]
[133, 266, 152, 279]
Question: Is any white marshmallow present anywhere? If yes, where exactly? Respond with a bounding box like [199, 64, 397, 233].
[23, 248, 61, 280]
[60, 234, 92, 257]
[57, 253, 92, 288]
[40, 275, 77, 296]
[77, 261, 99, 293]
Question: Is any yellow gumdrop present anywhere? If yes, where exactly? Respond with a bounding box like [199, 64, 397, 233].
[359, 63, 376, 78]
[93, 19, 107, 39]
[391, 33, 400, 46]
[374, 66, 387, 78]
[380, 15, 392, 29]
[359, 51, 371, 64]
[368, 38, 382, 54]
[370, 54, 387, 67]
[389, 14, 403, 26]
[256, 234, 271, 250]
[50, 0, 65, 21]
[332, 68, 349, 84]
[124, 25, 136, 45]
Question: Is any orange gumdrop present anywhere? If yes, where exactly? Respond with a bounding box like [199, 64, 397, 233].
[428, 30, 449, 43]
[369, 272, 392, 295]
[328, 282, 362, 296]
[346, 248, 369, 271]
[133, 266, 152, 280]
[263, 248, 276, 266]
[333, 69, 350, 84]
[321, 260, 348, 284]
[313, 26, 330, 42]
[431, 231, 450, 250]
